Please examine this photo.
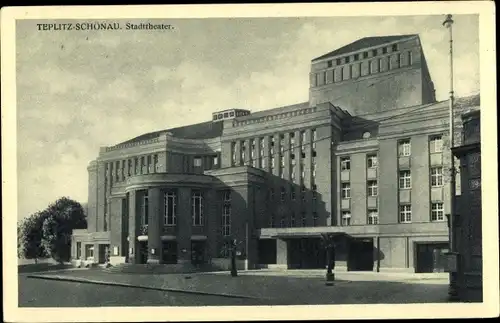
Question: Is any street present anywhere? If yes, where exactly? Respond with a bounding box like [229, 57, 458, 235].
[19, 269, 450, 307]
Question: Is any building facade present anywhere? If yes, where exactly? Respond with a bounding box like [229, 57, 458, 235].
[71, 35, 480, 273]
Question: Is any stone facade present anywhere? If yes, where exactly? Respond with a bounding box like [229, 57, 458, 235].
[71, 35, 480, 273]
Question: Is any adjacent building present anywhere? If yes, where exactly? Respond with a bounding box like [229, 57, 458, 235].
[71, 34, 480, 273]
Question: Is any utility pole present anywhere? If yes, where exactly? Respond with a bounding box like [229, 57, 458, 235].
[443, 13, 458, 300]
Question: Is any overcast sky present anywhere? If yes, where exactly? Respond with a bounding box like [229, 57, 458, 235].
[16, 14, 479, 220]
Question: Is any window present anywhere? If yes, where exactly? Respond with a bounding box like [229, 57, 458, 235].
[128, 160, 132, 176]
[399, 170, 411, 189]
[76, 242, 82, 259]
[192, 191, 204, 226]
[336, 58, 341, 65]
[240, 142, 246, 164]
[399, 205, 412, 223]
[367, 154, 378, 168]
[372, 49, 377, 57]
[164, 191, 177, 226]
[431, 203, 445, 221]
[392, 44, 398, 52]
[213, 115, 218, 121]
[301, 212, 307, 226]
[134, 157, 139, 174]
[378, 58, 383, 71]
[280, 187, 286, 201]
[312, 184, 317, 200]
[213, 155, 218, 166]
[408, 51, 413, 65]
[363, 52, 368, 59]
[341, 183, 351, 199]
[218, 114, 223, 119]
[342, 211, 351, 226]
[312, 212, 318, 226]
[382, 47, 387, 54]
[327, 60, 332, 68]
[340, 157, 351, 171]
[368, 60, 373, 74]
[290, 214, 296, 227]
[229, 111, 235, 117]
[270, 137, 275, 155]
[291, 188, 296, 200]
[193, 157, 202, 167]
[153, 155, 158, 172]
[231, 142, 236, 165]
[345, 56, 350, 63]
[368, 210, 379, 225]
[397, 53, 403, 68]
[142, 192, 149, 226]
[430, 135, 443, 153]
[270, 214, 275, 228]
[115, 161, 120, 181]
[280, 156, 285, 167]
[280, 216, 286, 228]
[85, 244, 94, 259]
[301, 185, 306, 201]
[354, 53, 359, 61]
[222, 193, 231, 236]
[398, 139, 411, 156]
[271, 156, 275, 169]
[223, 112, 229, 118]
[279, 168, 284, 179]
[301, 130, 306, 146]
[430, 167, 443, 187]
[300, 164, 305, 181]
[368, 181, 378, 197]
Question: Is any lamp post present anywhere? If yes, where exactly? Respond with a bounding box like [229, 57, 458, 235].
[443, 13, 459, 300]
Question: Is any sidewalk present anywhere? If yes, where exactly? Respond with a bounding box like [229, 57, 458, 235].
[26, 269, 450, 305]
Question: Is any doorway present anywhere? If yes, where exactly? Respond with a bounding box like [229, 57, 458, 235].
[138, 241, 148, 264]
[415, 243, 449, 273]
[347, 238, 374, 271]
[162, 241, 178, 264]
[98, 244, 110, 264]
[191, 240, 206, 265]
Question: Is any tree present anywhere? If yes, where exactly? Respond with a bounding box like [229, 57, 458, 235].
[17, 212, 49, 263]
[41, 197, 87, 263]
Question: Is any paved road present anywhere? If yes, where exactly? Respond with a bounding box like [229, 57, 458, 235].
[18, 275, 269, 307]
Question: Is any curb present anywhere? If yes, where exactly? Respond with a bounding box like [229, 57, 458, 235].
[26, 274, 266, 300]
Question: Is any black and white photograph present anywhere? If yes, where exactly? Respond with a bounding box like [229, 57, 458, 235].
[2, 2, 498, 322]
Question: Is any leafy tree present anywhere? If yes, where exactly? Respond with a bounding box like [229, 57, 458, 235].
[17, 212, 49, 263]
[41, 197, 87, 263]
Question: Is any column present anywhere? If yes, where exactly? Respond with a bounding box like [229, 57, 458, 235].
[264, 135, 271, 173]
[276, 239, 288, 268]
[132, 157, 137, 175]
[147, 188, 162, 264]
[128, 190, 139, 263]
[235, 141, 241, 166]
[244, 139, 251, 166]
[177, 187, 192, 264]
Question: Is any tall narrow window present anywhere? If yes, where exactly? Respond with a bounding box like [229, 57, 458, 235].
[128, 159, 132, 176]
[141, 156, 146, 174]
[340, 157, 351, 171]
[115, 161, 120, 181]
[134, 157, 139, 174]
[399, 170, 412, 189]
[312, 184, 317, 200]
[392, 44, 398, 52]
[430, 167, 443, 187]
[312, 129, 317, 149]
[270, 137, 275, 155]
[399, 205, 412, 223]
[431, 203, 444, 221]
[430, 135, 443, 153]
[408, 51, 413, 65]
[301, 212, 307, 226]
[231, 142, 236, 165]
[280, 187, 286, 202]
[398, 139, 411, 156]
[290, 213, 296, 227]
[192, 191, 204, 226]
[279, 134, 285, 155]
[367, 180, 378, 197]
[342, 211, 351, 226]
[147, 155, 152, 172]
[301, 185, 306, 201]
[341, 183, 351, 199]
[290, 188, 296, 200]
[271, 156, 275, 169]
[397, 53, 403, 68]
[367, 154, 378, 168]
[142, 192, 149, 226]
[378, 58, 383, 72]
[222, 191, 231, 236]
[240, 141, 246, 165]
[301, 131, 306, 147]
[368, 210, 379, 225]
[164, 191, 177, 226]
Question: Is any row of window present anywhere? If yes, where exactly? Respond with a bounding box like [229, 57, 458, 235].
[340, 154, 378, 171]
[339, 202, 445, 226]
[140, 190, 205, 227]
[327, 43, 401, 68]
[231, 129, 318, 181]
[269, 184, 318, 202]
[269, 212, 319, 228]
[105, 154, 159, 182]
[313, 50, 413, 87]
[398, 135, 443, 157]
[213, 110, 250, 121]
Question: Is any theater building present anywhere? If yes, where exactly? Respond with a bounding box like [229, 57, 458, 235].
[71, 34, 480, 272]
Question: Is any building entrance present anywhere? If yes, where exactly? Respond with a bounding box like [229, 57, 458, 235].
[162, 241, 178, 264]
[138, 241, 148, 264]
[288, 238, 326, 269]
[191, 240, 206, 265]
[347, 238, 374, 271]
[97, 244, 110, 264]
[415, 243, 448, 273]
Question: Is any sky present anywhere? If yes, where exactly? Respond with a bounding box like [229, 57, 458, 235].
[16, 14, 480, 220]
